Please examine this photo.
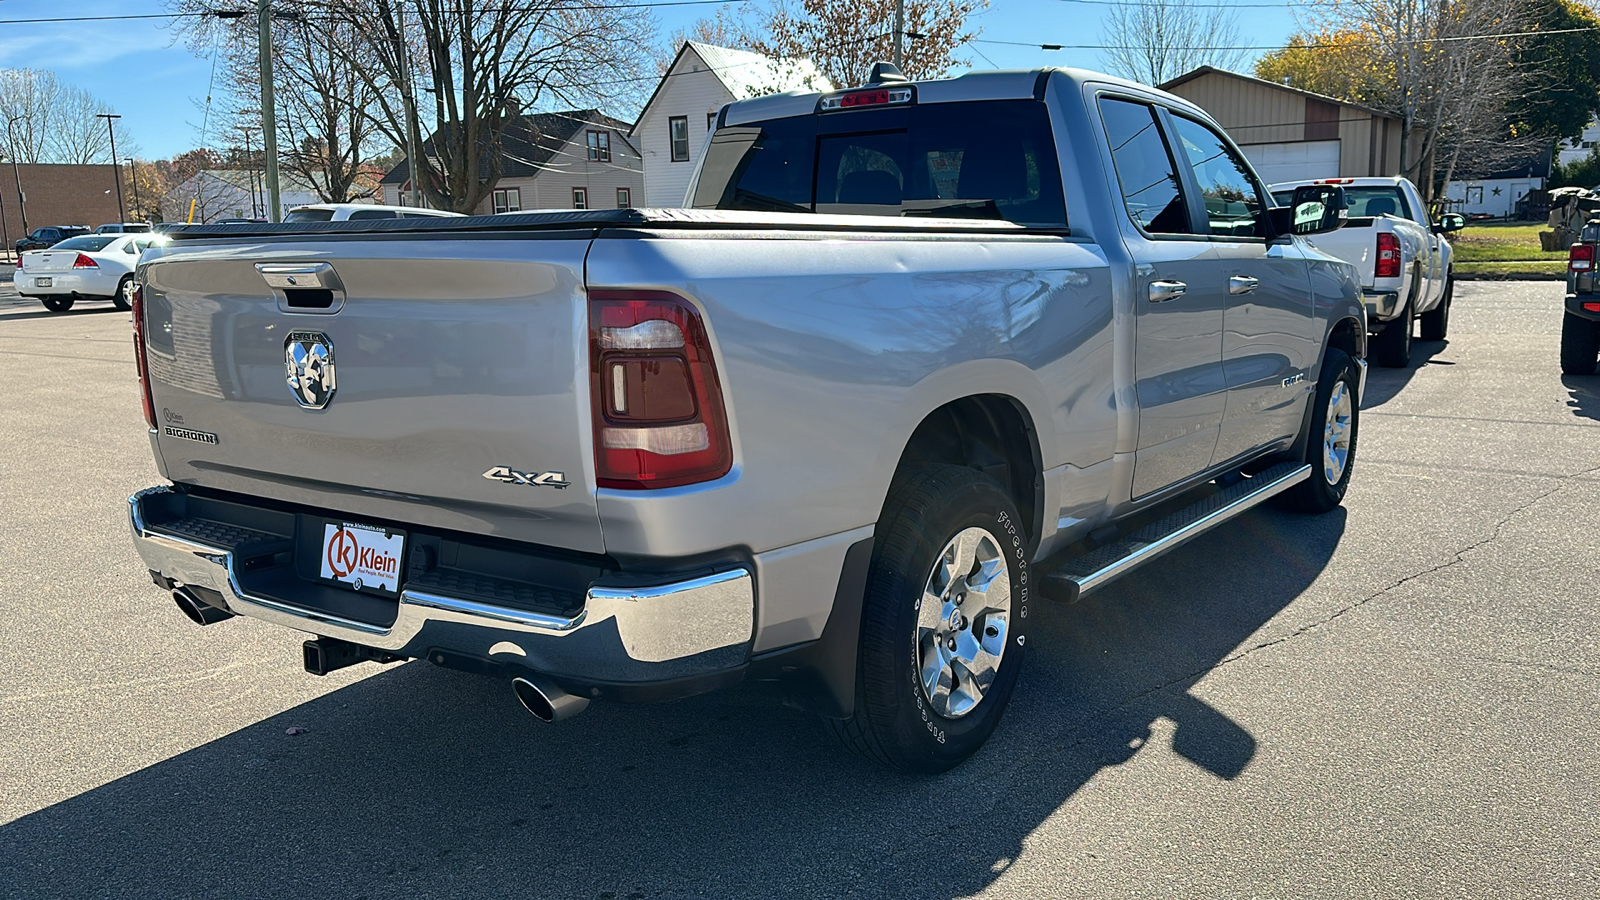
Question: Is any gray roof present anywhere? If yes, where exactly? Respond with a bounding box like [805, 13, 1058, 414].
[381, 110, 633, 185]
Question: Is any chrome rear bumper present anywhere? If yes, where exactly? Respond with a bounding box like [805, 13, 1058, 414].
[129, 486, 754, 684]
[1363, 289, 1401, 322]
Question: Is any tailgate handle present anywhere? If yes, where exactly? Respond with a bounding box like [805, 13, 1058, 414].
[257, 262, 344, 314]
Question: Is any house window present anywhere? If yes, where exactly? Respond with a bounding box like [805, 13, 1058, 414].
[617, 188, 631, 208]
[493, 188, 521, 214]
[573, 187, 587, 209]
[587, 131, 611, 162]
[670, 116, 690, 162]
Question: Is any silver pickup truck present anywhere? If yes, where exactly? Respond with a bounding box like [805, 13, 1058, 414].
[127, 65, 1365, 772]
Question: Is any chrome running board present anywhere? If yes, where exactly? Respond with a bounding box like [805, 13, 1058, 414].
[1042, 462, 1312, 604]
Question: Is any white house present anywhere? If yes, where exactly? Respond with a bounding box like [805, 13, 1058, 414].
[380, 110, 642, 213]
[1558, 118, 1600, 167]
[160, 170, 321, 223]
[1442, 150, 1551, 219]
[632, 42, 831, 208]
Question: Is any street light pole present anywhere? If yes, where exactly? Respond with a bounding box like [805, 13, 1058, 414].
[258, 0, 281, 221]
[97, 113, 126, 224]
[0, 154, 10, 265]
[6, 114, 28, 235]
[893, 0, 904, 68]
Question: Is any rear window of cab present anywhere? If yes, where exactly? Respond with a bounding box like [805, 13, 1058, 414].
[692, 99, 1067, 228]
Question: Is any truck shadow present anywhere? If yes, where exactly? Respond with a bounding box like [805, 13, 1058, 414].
[1562, 375, 1600, 422]
[1360, 339, 1451, 408]
[0, 507, 1345, 899]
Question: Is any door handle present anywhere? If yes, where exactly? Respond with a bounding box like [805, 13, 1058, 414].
[1229, 275, 1260, 295]
[1149, 280, 1187, 302]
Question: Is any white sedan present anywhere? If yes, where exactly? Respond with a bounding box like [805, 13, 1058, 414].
[15, 233, 164, 313]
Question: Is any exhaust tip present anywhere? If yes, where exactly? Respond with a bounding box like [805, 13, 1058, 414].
[172, 588, 232, 626]
[512, 675, 589, 723]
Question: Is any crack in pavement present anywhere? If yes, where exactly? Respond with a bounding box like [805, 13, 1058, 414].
[1058, 464, 1600, 744]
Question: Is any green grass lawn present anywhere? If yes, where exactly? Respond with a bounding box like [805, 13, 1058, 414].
[1450, 222, 1568, 277]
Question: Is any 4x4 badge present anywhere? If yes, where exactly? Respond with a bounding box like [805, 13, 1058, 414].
[285, 331, 336, 409]
[482, 466, 570, 490]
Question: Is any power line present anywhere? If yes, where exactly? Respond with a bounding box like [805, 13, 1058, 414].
[0, 0, 752, 25]
[973, 25, 1600, 53]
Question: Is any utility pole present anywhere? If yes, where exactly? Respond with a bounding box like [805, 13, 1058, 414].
[399, 4, 421, 208]
[97, 113, 126, 224]
[7, 114, 29, 235]
[893, 0, 904, 68]
[258, 0, 281, 221]
[242, 127, 259, 218]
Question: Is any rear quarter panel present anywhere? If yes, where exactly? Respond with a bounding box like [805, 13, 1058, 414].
[584, 231, 1117, 560]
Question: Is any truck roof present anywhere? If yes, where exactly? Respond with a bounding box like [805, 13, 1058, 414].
[721, 66, 1210, 127]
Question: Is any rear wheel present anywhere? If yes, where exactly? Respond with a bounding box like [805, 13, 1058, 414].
[1280, 348, 1360, 513]
[827, 463, 1030, 773]
[1560, 312, 1600, 376]
[41, 297, 73, 313]
[1419, 276, 1451, 341]
[113, 276, 133, 311]
[1370, 297, 1413, 368]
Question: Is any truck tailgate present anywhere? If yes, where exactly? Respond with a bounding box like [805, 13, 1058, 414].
[139, 236, 603, 554]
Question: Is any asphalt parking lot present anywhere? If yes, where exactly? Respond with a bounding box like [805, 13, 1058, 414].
[0, 279, 1596, 899]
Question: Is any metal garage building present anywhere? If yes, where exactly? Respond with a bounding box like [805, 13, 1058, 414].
[1159, 67, 1403, 184]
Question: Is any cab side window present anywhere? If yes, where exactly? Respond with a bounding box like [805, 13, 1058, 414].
[1169, 115, 1270, 238]
[1098, 98, 1191, 235]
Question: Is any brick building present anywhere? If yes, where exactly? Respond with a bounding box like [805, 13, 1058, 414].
[0, 163, 125, 257]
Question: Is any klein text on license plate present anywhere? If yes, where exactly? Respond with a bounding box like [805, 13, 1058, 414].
[320, 522, 405, 594]
[36, 277, 52, 288]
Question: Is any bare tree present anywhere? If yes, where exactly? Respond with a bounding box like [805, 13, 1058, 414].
[1099, 0, 1250, 86]
[168, 0, 656, 213]
[0, 68, 134, 164]
[1298, 0, 1539, 202]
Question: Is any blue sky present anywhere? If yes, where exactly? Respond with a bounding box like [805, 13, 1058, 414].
[0, 0, 1303, 161]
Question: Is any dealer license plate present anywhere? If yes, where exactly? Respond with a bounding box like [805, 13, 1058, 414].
[319, 521, 405, 595]
[35, 277, 51, 287]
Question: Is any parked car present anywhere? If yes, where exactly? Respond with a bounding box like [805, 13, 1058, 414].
[212, 218, 268, 225]
[15, 225, 91, 253]
[95, 222, 152, 234]
[283, 203, 465, 222]
[127, 64, 1365, 772]
[16, 233, 164, 312]
[1561, 218, 1600, 374]
[1271, 176, 1463, 367]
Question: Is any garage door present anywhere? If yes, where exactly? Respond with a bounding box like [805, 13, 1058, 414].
[1240, 140, 1341, 185]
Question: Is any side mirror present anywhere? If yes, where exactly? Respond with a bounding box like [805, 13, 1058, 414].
[1270, 184, 1348, 237]
[1434, 213, 1465, 234]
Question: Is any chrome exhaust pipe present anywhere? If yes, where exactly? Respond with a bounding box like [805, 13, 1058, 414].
[511, 673, 589, 723]
[172, 587, 233, 626]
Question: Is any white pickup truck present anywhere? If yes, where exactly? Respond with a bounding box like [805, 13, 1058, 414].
[1271, 176, 1463, 367]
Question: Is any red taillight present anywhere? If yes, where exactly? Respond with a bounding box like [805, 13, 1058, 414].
[1570, 243, 1594, 272]
[589, 291, 732, 490]
[1375, 233, 1402, 279]
[73, 253, 98, 269]
[130, 283, 156, 428]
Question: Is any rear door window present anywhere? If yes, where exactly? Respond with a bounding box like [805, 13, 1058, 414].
[284, 208, 336, 222]
[693, 100, 1066, 227]
[347, 209, 398, 220]
[1098, 98, 1191, 235]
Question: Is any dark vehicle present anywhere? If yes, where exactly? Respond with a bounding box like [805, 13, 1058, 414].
[16, 225, 91, 252]
[1562, 218, 1600, 374]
